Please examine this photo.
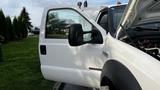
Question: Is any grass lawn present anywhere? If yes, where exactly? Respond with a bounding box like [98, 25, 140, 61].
[0, 36, 54, 90]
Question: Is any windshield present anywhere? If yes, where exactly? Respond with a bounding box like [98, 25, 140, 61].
[111, 5, 126, 30]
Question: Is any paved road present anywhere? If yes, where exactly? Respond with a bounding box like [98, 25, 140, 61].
[53, 82, 109, 90]
[62, 84, 93, 90]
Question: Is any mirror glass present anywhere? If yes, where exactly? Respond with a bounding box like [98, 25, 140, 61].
[46, 9, 95, 41]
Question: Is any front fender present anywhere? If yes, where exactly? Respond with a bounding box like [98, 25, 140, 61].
[101, 60, 142, 90]
[104, 34, 160, 89]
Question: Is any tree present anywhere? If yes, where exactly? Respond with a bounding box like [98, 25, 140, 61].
[0, 9, 6, 42]
[5, 16, 15, 41]
[18, 7, 33, 38]
[13, 17, 20, 39]
[17, 18, 23, 38]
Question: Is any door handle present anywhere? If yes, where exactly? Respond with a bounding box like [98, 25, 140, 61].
[103, 51, 108, 58]
[40, 45, 47, 55]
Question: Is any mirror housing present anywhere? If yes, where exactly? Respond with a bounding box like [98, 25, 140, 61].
[68, 24, 103, 46]
[68, 24, 83, 46]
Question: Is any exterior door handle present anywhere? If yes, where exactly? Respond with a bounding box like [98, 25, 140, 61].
[103, 51, 108, 58]
[40, 45, 47, 55]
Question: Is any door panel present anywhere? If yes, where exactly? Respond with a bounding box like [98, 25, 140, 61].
[39, 8, 106, 88]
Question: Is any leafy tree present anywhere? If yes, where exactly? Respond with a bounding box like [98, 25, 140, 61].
[18, 7, 32, 38]
[0, 9, 6, 42]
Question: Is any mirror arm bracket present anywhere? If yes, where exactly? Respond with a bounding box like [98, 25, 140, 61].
[83, 31, 92, 34]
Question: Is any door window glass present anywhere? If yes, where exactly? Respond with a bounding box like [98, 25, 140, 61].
[46, 9, 93, 40]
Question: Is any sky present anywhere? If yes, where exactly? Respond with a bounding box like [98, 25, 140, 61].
[0, 0, 128, 27]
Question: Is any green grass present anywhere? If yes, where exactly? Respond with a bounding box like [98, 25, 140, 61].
[0, 36, 54, 90]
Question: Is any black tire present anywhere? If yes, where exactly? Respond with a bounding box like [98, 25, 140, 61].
[101, 76, 116, 90]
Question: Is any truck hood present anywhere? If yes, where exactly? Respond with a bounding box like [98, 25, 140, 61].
[118, 0, 160, 29]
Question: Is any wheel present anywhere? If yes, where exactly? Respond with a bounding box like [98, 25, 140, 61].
[100, 77, 116, 90]
[101, 60, 143, 90]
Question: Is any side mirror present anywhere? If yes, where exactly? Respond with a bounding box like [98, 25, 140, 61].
[68, 24, 103, 46]
[68, 24, 83, 46]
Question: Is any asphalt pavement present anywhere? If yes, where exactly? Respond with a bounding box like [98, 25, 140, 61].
[53, 82, 98, 90]
[53, 82, 111, 90]
[62, 84, 93, 90]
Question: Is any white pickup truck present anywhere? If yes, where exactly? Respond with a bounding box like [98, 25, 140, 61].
[39, 0, 160, 90]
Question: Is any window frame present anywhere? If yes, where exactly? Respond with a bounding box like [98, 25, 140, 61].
[45, 8, 98, 39]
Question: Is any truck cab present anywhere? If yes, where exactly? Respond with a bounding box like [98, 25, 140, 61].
[39, 5, 126, 88]
[39, 1, 160, 90]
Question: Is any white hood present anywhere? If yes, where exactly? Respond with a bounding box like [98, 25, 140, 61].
[118, 0, 160, 31]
